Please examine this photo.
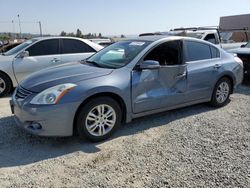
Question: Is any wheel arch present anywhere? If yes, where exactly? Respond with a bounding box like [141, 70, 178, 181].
[0, 70, 13, 89]
[216, 73, 235, 94]
[73, 92, 127, 135]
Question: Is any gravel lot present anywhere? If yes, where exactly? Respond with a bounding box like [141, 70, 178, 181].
[0, 81, 250, 188]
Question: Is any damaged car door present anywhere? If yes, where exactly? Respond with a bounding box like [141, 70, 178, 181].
[132, 40, 188, 113]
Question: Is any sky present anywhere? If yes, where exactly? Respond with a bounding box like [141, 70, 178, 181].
[0, 0, 249, 36]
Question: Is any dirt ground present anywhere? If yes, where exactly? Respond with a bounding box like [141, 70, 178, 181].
[0, 81, 250, 188]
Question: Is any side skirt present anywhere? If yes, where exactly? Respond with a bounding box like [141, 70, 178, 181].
[129, 98, 210, 121]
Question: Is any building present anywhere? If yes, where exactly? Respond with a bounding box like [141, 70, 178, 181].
[220, 14, 250, 42]
[220, 14, 250, 30]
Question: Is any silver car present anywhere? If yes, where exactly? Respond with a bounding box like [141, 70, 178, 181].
[10, 36, 243, 142]
[0, 37, 103, 97]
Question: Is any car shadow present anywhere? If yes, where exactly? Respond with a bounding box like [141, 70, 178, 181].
[0, 103, 216, 168]
[235, 78, 250, 95]
[242, 77, 250, 86]
[1, 94, 11, 99]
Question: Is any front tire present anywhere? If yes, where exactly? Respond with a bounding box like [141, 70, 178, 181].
[0, 72, 12, 97]
[210, 77, 232, 107]
[76, 97, 122, 142]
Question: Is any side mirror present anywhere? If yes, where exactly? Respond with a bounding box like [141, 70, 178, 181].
[140, 60, 160, 69]
[241, 44, 246, 48]
[17, 51, 29, 58]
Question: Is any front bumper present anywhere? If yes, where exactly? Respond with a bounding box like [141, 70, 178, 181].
[10, 96, 79, 137]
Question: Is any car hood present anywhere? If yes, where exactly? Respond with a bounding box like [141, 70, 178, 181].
[20, 62, 113, 92]
[228, 48, 250, 55]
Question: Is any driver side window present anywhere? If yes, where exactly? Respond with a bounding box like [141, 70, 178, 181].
[26, 39, 59, 56]
[144, 40, 183, 66]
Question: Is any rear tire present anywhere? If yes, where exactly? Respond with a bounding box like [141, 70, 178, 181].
[0, 72, 12, 97]
[210, 77, 232, 107]
[76, 97, 122, 142]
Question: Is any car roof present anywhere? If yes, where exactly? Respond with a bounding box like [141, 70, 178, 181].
[123, 35, 222, 51]
[124, 35, 211, 43]
[124, 35, 186, 42]
[32, 36, 87, 40]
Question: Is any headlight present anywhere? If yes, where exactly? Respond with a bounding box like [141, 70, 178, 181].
[30, 83, 77, 105]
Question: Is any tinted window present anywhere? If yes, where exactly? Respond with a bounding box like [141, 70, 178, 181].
[62, 39, 95, 54]
[27, 39, 59, 56]
[144, 40, 182, 66]
[204, 34, 218, 44]
[210, 46, 220, 58]
[185, 41, 211, 62]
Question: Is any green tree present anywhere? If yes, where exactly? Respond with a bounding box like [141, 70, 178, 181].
[60, 31, 67, 36]
[68, 32, 75, 37]
[76, 29, 83, 38]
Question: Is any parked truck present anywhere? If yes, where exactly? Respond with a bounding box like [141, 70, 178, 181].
[139, 27, 249, 50]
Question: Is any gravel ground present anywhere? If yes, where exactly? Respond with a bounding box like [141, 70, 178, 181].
[0, 81, 250, 188]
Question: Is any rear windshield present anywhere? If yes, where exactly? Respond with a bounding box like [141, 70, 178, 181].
[3, 39, 38, 56]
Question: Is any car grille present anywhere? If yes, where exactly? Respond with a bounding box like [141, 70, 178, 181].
[15, 86, 34, 100]
[237, 54, 250, 71]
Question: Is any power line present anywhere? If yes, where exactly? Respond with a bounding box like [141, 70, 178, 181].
[0, 19, 43, 37]
[0, 21, 13, 23]
[17, 14, 22, 38]
[0, 21, 39, 23]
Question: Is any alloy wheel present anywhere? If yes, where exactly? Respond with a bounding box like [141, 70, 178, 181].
[85, 104, 116, 137]
[0, 78, 6, 94]
[216, 81, 230, 104]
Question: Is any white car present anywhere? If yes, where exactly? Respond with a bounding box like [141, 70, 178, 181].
[0, 37, 103, 96]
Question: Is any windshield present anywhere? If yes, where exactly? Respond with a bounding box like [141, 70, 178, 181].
[86, 40, 151, 69]
[245, 42, 250, 48]
[3, 39, 37, 56]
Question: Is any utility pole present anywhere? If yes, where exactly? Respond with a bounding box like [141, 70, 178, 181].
[12, 20, 16, 39]
[38, 21, 42, 36]
[17, 14, 22, 39]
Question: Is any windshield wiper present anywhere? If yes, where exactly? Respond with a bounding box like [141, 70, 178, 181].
[81, 60, 103, 68]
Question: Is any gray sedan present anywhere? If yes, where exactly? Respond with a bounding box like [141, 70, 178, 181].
[10, 36, 243, 142]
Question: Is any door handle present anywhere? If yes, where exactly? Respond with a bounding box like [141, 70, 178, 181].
[175, 72, 187, 79]
[214, 64, 221, 69]
[51, 58, 60, 63]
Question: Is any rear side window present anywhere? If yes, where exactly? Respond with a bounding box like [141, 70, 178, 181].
[27, 39, 59, 56]
[185, 41, 211, 62]
[61, 39, 95, 54]
[210, 46, 220, 58]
